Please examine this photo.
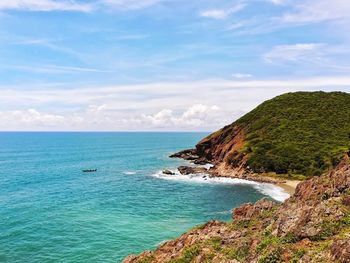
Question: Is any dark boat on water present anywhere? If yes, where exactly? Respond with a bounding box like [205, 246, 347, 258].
[82, 169, 97, 173]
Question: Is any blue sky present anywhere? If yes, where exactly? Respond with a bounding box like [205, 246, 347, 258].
[0, 0, 350, 131]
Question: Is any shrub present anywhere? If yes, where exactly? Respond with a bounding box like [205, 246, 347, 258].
[258, 248, 282, 263]
[168, 244, 201, 263]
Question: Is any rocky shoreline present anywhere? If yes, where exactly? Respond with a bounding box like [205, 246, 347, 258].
[169, 148, 294, 188]
[123, 158, 350, 263]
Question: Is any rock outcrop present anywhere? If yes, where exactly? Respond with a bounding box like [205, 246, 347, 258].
[233, 199, 276, 221]
[177, 166, 208, 175]
[124, 159, 350, 263]
[162, 169, 175, 175]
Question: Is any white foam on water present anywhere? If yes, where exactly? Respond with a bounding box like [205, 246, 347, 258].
[151, 170, 290, 202]
[199, 163, 214, 169]
[123, 171, 137, 175]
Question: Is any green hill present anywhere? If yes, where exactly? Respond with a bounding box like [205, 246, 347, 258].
[198, 91, 350, 177]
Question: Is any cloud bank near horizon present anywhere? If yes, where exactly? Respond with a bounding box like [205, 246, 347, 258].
[1, 77, 350, 131]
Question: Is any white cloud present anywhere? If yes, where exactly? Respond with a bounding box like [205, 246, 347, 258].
[263, 43, 350, 71]
[182, 104, 219, 122]
[0, 106, 112, 130]
[232, 73, 253, 79]
[102, 0, 161, 10]
[200, 4, 245, 20]
[0, 109, 65, 129]
[10, 64, 112, 74]
[127, 104, 220, 129]
[0, 0, 163, 12]
[0, 0, 93, 12]
[226, 22, 245, 31]
[269, 0, 285, 5]
[12, 38, 87, 60]
[281, 0, 350, 25]
[136, 109, 174, 126]
[263, 43, 324, 63]
[87, 104, 107, 114]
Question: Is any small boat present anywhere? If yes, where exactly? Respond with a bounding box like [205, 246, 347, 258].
[82, 169, 97, 173]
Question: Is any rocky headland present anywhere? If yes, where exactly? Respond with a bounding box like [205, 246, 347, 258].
[123, 92, 350, 262]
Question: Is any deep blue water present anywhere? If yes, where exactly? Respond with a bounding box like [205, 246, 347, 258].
[0, 132, 283, 262]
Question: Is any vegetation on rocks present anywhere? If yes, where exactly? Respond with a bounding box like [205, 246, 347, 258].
[197, 92, 350, 177]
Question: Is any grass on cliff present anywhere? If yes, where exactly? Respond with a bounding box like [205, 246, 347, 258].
[233, 91, 350, 176]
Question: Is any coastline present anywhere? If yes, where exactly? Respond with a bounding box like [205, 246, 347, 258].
[170, 149, 302, 197]
[205, 164, 301, 196]
[208, 169, 301, 197]
[159, 165, 300, 201]
[277, 179, 301, 195]
[214, 173, 300, 196]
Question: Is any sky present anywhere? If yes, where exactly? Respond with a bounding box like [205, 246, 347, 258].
[0, 0, 350, 131]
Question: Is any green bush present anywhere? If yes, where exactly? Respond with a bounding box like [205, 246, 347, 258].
[223, 243, 249, 261]
[138, 256, 155, 263]
[258, 248, 282, 263]
[206, 237, 222, 251]
[168, 245, 201, 263]
[290, 249, 305, 263]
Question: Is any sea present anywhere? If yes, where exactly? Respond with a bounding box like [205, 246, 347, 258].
[0, 132, 289, 262]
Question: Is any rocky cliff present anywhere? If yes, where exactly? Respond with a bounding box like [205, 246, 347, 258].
[172, 92, 350, 178]
[124, 158, 350, 263]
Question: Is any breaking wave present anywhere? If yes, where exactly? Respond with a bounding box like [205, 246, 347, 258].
[151, 169, 290, 202]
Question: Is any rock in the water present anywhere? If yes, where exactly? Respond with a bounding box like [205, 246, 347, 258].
[162, 169, 175, 175]
[170, 149, 200, 161]
[177, 166, 208, 175]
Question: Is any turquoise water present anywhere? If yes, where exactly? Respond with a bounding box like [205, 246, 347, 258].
[0, 132, 285, 262]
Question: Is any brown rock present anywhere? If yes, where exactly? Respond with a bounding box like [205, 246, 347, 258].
[177, 166, 208, 175]
[273, 159, 350, 239]
[162, 169, 175, 175]
[233, 198, 276, 220]
[331, 238, 350, 263]
[343, 196, 350, 206]
[169, 149, 199, 160]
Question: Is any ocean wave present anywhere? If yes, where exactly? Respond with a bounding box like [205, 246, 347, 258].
[197, 163, 214, 169]
[123, 171, 137, 175]
[151, 170, 290, 202]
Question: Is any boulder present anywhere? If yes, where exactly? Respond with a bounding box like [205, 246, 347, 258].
[169, 149, 199, 160]
[233, 199, 276, 220]
[177, 166, 208, 175]
[162, 169, 175, 175]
